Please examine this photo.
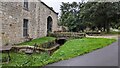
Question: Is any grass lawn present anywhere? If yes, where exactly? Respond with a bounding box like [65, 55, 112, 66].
[1, 52, 50, 66]
[48, 38, 116, 63]
[17, 37, 56, 46]
[2, 38, 116, 67]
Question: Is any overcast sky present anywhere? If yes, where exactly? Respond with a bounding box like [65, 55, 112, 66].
[41, 0, 83, 15]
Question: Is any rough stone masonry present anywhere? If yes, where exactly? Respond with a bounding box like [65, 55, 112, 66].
[0, 0, 58, 46]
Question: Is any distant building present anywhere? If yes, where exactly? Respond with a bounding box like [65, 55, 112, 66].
[0, 0, 58, 45]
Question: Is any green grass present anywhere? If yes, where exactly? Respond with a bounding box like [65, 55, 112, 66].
[17, 37, 56, 46]
[2, 52, 50, 66]
[47, 38, 116, 63]
[2, 38, 116, 67]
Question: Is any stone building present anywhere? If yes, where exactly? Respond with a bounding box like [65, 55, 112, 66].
[0, 0, 58, 46]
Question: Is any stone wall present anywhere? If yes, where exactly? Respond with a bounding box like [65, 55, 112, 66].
[38, 2, 58, 37]
[1, 2, 23, 45]
[0, 1, 58, 45]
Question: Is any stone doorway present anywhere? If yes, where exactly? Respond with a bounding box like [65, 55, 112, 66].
[47, 16, 53, 34]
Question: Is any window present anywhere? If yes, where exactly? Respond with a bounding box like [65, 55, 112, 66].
[24, 0, 28, 10]
[23, 19, 28, 37]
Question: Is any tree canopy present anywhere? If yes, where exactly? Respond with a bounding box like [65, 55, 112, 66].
[59, 1, 120, 32]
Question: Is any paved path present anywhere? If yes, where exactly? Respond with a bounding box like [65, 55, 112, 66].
[48, 39, 119, 66]
[86, 35, 119, 40]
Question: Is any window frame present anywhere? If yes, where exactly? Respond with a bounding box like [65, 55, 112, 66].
[23, 19, 29, 37]
[23, 0, 29, 10]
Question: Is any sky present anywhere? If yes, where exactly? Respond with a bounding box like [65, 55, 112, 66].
[41, 0, 118, 14]
[41, 0, 83, 15]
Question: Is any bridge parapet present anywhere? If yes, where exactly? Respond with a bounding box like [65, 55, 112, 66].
[48, 32, 86, 39]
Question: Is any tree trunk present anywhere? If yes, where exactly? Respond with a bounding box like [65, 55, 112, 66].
[106, 21, 110, 33]
[106, 25, 110, 33]
[103, 23, 106, 32]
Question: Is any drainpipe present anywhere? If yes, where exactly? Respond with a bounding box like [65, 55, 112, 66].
[0, 3, 3, 66]
[0, 3, 3, 47]
[35, 1, 39, 38]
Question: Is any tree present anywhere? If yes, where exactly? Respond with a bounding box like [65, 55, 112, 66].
[60, 1, 87, 32]
[80, 2, 120, 32]
[60, 2, 79, 32]
[59, 1, 120, 32]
